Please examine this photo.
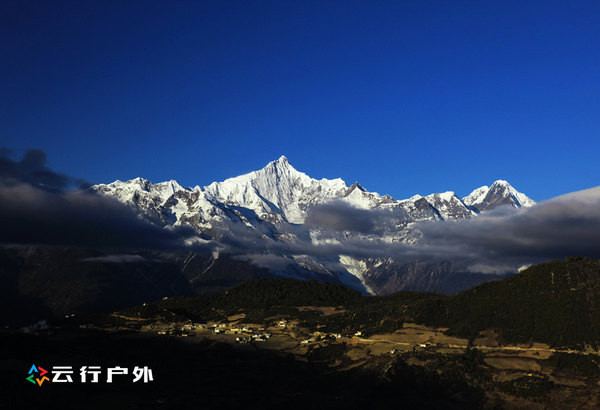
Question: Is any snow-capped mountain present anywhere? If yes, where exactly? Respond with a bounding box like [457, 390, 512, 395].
[424, 191, 475, 220]
[92, 157, 535, 295]
[94, 178, 187, 226]
[462, 180, 536, 212]
[94, 156, 533, 231]
[204, 156, 348, 224]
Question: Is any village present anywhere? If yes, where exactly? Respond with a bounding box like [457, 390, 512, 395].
[108, 311, 486, 364]
[101, 311, 595, 384]
[30, 307, 600, 409]
[144, 316, 370, 350]
[74, 309, 575, 366]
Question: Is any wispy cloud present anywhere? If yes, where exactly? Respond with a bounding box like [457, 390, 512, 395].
[81, 254, 147, 263]
[304, 201, 405, 235]
[4, 148, 600, 276]
[0, 148, 89, 192]
[226, 189, 600, 274]
[0, 148, 205, 250]
[416, 189, 600, 271]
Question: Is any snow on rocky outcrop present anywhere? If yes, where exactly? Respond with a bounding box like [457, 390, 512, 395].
[462, 180, 535, 212]
[92, 157, 536, 295]
[94, 157, 535, 234]
[204, 155, 348, 224]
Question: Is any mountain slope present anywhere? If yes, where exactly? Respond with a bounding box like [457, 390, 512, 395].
[418, 257, 600, 349]
[91, 157, 536, 295]
[93, 158, 535, 233]
[205, 156, 348, 224]
[462, 180, 535, 212]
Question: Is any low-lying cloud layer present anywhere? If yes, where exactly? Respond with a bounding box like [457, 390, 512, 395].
[303, 201, 406, 235]
[3, 148, 600, 276]
[416, 187, 600, 272]
[81, 254, 147, 263]
[0, 149, 201, 249]
[0, 148, 89, 191]
[235, 188, 600, 274]
[305, 202, 378, 234]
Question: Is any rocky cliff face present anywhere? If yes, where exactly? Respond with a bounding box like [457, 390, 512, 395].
[91, 157, 535, 295]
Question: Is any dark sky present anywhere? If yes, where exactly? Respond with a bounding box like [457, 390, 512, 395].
[2, 1, 599, 200]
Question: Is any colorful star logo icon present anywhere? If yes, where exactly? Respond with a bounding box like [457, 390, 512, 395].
[26, 364, 49, 386]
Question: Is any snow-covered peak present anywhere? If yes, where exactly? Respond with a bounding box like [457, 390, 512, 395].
[261, 155, 295, 173]
[347, 182, 366, 193]
[92, 158, 538, 238]
[462, 185, 489, 207]
[153, 179, 186, 196]
[462, 180, 535, 212]
[204, 157, 348, 223]
[425, 191, 473, 219]
[109, 177, 152, 191]
[426, 191, 456, 202]
[491, 179, 510, 187]
[489, 180, 535, 208]
[341, 182, 389, 209]
[94, 176, 188, 204]
[96, 178, 149, 196]
[407, 194, 424, 202]
[206, 156, 308, 192]
[131, 176, 148, 184]
[488, 180, 516, 197]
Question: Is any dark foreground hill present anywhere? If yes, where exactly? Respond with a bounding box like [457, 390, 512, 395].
[126, 257, 600, 350]
[0, 245, 278, 326]
[6, 257, 600, 409]
[433, 256, 600, 349]
[0, 244, 504, 327]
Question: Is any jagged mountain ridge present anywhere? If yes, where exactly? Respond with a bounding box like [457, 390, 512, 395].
[94, 156, 534, 230]
[92, 156, 535, 295]
[462, 179, 536, 212]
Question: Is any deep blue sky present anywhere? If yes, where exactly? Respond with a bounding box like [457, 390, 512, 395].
[2, 1, 599, 200]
